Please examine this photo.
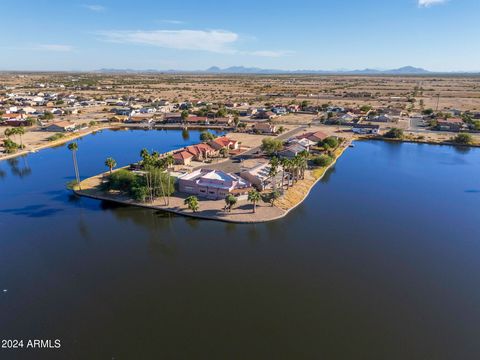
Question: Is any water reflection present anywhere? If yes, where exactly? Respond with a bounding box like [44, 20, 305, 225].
[453, 145, 472, 154]
[7, 156, 32, 178]
[182, 129, 190, 141]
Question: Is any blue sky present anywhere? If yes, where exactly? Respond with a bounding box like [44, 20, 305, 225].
[1, 0, 479, 71]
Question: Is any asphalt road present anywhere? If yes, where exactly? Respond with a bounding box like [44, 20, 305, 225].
[200, 125, 308, 174]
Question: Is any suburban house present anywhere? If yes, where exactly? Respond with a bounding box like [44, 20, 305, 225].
[254, 110, 277, 120]
[127, 114, 153, 124]
[352, 124, 380, 134]
[240, 162, 283, 191]
[185, 143, 218, 160]
[185, 116, 208, 125]
[178, 169, 252, 200]
[279, 143, 308, 158]
[172, 150, 194, 166]
[1, 113, 24, 122]
[164, 113, 183, 123]
[437, 118, 465, 132]
[208, 136, 239, 151]
[2, 118, 32, 127]
[45, 121, 77, 132]
[289, 137, 316, 150]
[340, 112, 357, 123]
[172, 143, 218, 166]
[254, 122, 277, 134]
[272, 107, 287, 115]
[370, 114, 392, 122]
[295, 131, 328, 144]
[288, 104, 301, 112]
[19, 106, 36, 114]
[211, 117, 233, 126]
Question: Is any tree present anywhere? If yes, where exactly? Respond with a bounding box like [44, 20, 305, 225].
[321, 136, 339, 149]
[67, 142, 81, 190]
[360, 105, 372, 113]
[452, 133, 473, 145]
[105, 157, 117, 174]
[14, 127, 25, 148]
[262, 190, 281, 207]
[268, 157, 280, 190]
[181, 110, 189, 122]
[277, 126, 285, 134]
[164, 153, 175, 205]
[184, 196, 199, 212]
[3, 138, 19, 153]
[216, 107, 227, 117]
[224, 194, 237, 212]
[4, 128, 13, 139]
[200, 131, 216, 142]
[248, 190, 261, 213]
[219, 147, 229, 158]
[261, 138, 283, 155]
[384, 128, 404, 139]
[313, 154, 333, 167]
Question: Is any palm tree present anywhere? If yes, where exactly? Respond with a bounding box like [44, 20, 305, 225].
[279, 158, 288, 189]
[105, 157, 117, 174]
[270, 189, 281, 207]
[184, 196, 199, 213]
[268, 156, 280, 190]
[140, 148, 150, 166]
[224, 194, 237, 212]
[248, 189, 261, 213]
[15, 127, 25, 149]
[164, 153, 175, 205]
[219, 147, 229, 158]
[67, 142, 81, 190]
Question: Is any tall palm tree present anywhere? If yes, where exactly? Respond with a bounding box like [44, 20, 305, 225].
[15, 127, 25, 149]
[164, 153, 175, 205]
[268, 156, 280, 190]
[184, 196, 199, 213]
[67, 142, 81, 190]
[279, 158, 288, 189]
[248, 189, 261, 213]
[105, 157, 117, 174]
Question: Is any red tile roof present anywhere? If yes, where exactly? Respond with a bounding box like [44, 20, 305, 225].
[213, 136, 237, 147]
[173, 150, 194, 160]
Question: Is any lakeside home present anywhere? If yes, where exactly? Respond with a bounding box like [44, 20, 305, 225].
[45, 121, 77, 132]
[178, 169, 252, 200]
[240, 162, 283, 191]
[352, 124, 380, 135]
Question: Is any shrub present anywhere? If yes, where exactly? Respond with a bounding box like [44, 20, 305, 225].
[321, 136, 339, 149]
[107, 169, 138, 192]
[452, 133, 473, 145]
[131, 186, 149, 202]
[261, 137, 283, 155]
[47, 133, 65, 141]
[313, 154, 334, 167]
[384, 128, 404, 139]
[3, 139, 19, 153]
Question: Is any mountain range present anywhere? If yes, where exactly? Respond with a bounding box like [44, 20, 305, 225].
[96, 66, 479, 75]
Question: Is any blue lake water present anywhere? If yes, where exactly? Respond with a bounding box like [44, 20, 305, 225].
[1, 130, 480, 359]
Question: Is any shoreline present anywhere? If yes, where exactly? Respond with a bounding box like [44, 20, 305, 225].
[0, 123, 234, 163]
[73, 142, 350, 224]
